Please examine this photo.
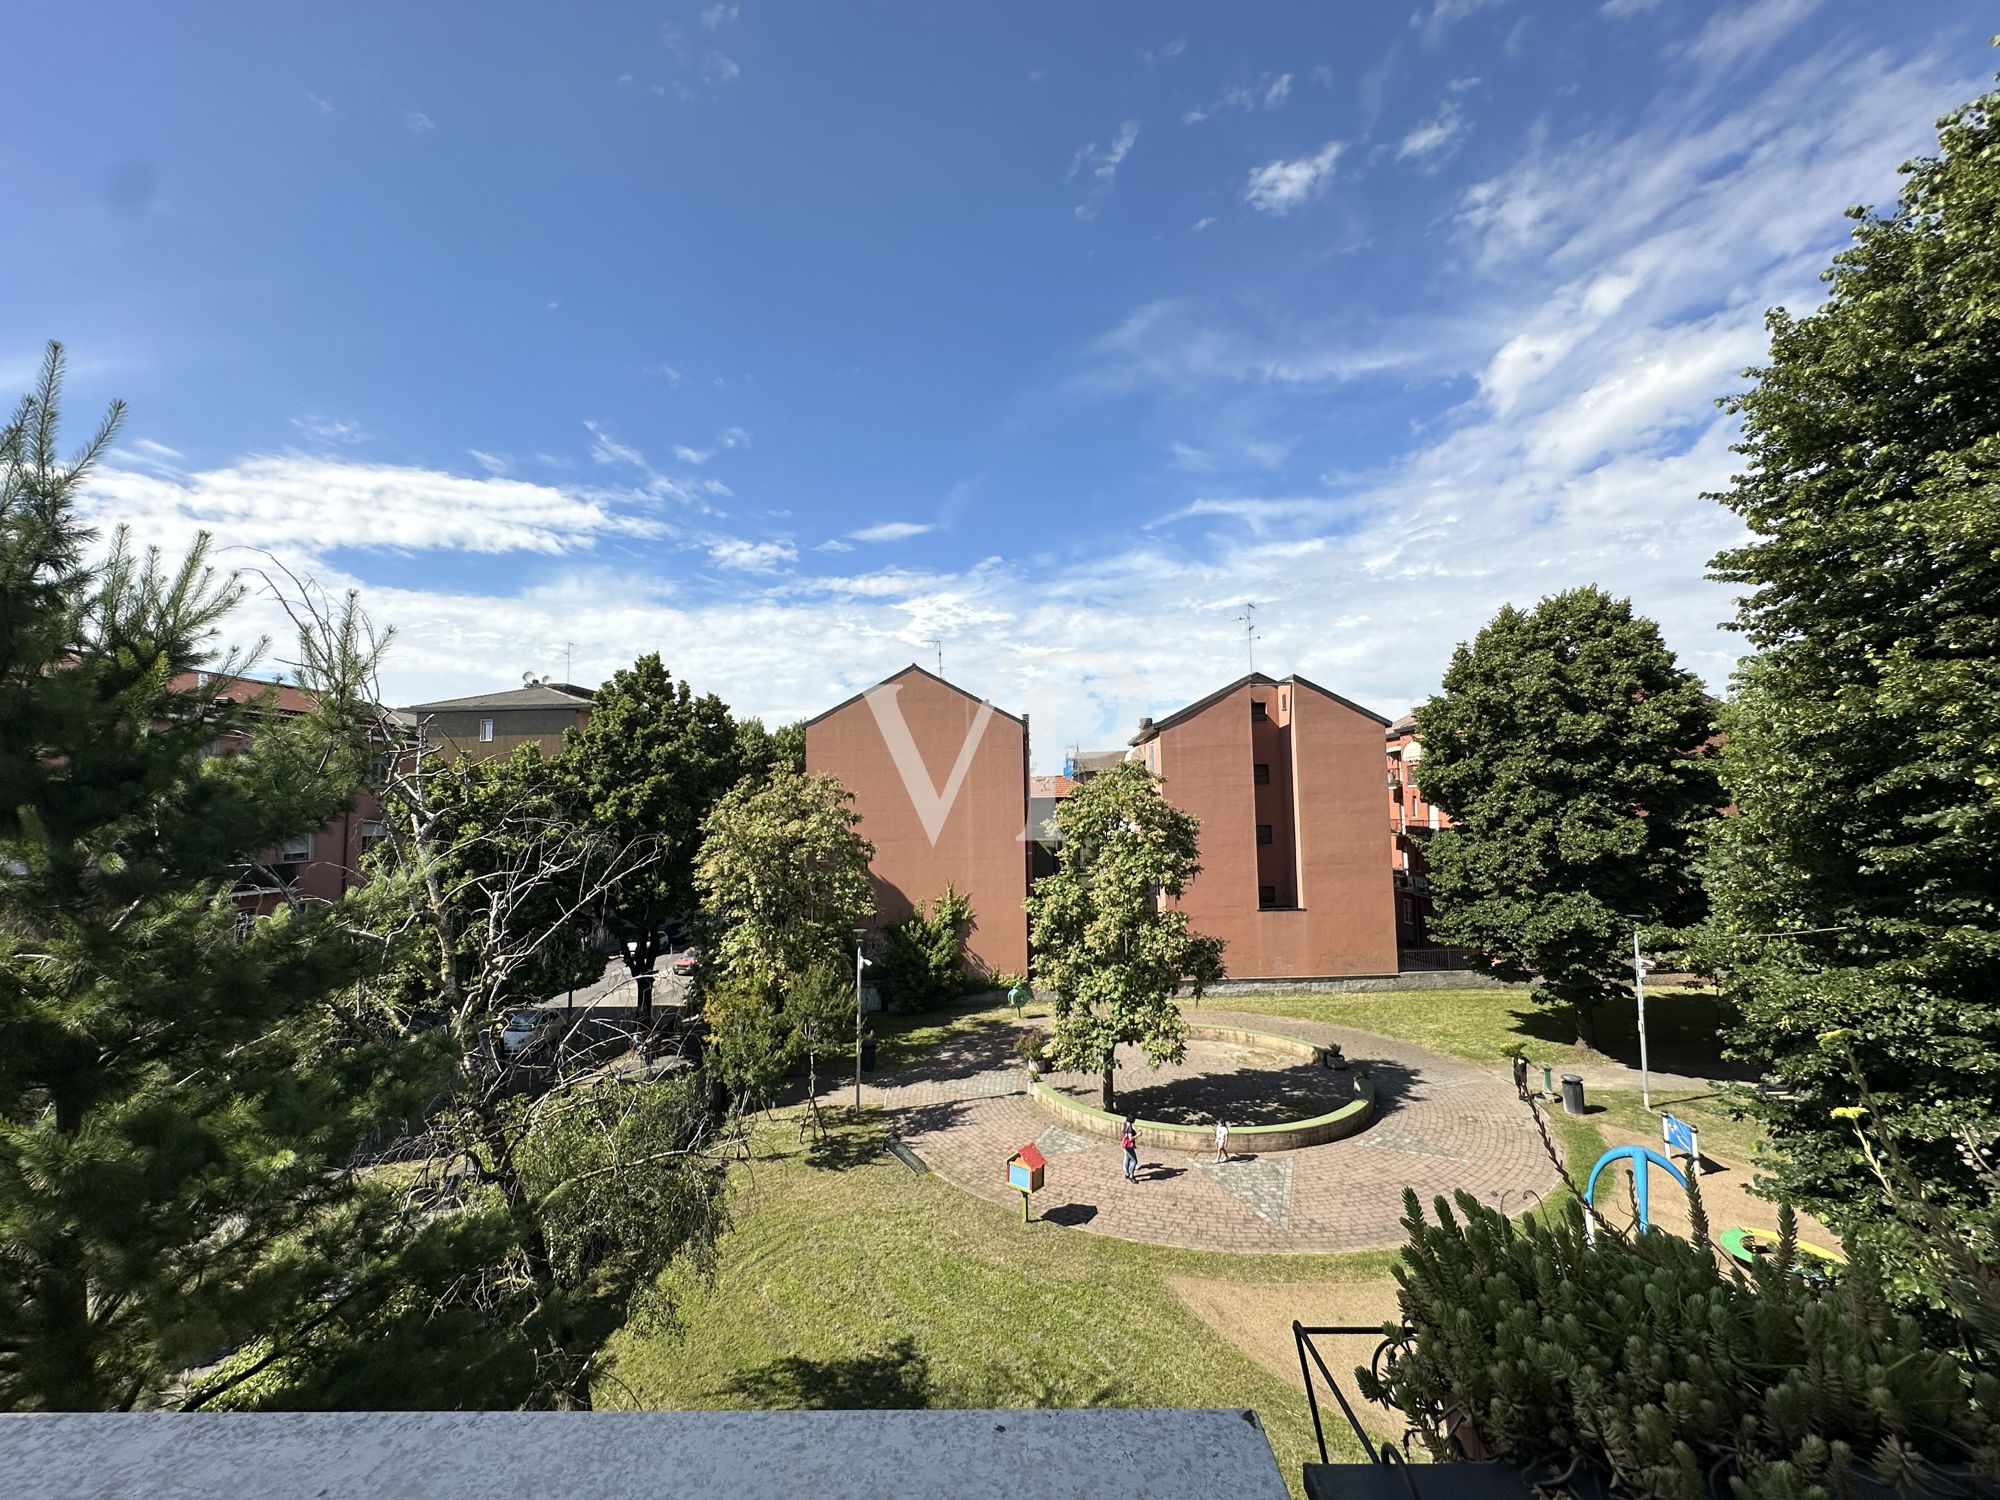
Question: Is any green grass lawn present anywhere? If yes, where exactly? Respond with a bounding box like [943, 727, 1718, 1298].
[868, 999, 1021, 1070]
[599, 1107, 1396, 1487]
[1210, 985, 1741, 1078]
[1583, 1085, 1766, 1170]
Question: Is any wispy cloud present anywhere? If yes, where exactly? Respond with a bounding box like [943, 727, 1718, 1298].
[1675, 0, 1821, 83]
[292, 415, 370, 445]
[709, 538, 796, 571]
[1183, 72, 1294, 125]
[1242, 141, 1343, 215]
[700, 2, 739, 29]
[1191, 215, 1217, 232]
[1411, 0, 1508, 47]
[702, 52, 740, 85]
[849, 521, 933, 543]
[1600, 0, 1662, 16]
[1069, 119, 1140, 220]
[1142, 37, 1187, 65]
[641, 363, 683, 384]
[306, 93, 334, 117]
[403, 111, 435, 135]
[1398, 86, 1474, 168]
[467, 449, 510, 476]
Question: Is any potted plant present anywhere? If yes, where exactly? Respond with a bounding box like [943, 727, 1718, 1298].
[1014, 1028, 1049, 1078]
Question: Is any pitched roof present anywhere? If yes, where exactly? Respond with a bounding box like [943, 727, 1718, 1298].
[401, 684, 596, 713]
[1029, 774, 1080, 798]
[1068, 749, 1128, 773]
[1131, 672, 1390, 744]
[802, 663, 1027, 730]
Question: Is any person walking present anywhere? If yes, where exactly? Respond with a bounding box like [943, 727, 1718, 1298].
[1212, 1116, 1230, 1164]
[1121, 1115, 1139, 1183]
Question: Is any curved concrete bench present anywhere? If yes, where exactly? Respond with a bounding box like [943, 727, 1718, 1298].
[1029, 1024, 1376, 1152]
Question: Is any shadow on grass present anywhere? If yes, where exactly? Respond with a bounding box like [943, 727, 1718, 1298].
[721, 1335, 932, 1409]
[804, 1117, 886, 1172]
[1506, 994, 1756, 1080]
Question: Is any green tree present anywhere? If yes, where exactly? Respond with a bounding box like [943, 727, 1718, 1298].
[731, 716, 806, 783]
[0, 345, 429, 1409]
[565, 654, 742, 1019]
[1024, 761, 1225, 1110]
[693, 767, 874, 987]
[1697, 79, 2000, 1301]
[1414, 587, 1719, 1048]
[874, 884, 974, 1011]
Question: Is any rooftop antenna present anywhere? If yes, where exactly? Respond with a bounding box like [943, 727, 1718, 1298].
[563, 641, 575, 684]
[1233, 602, 1260, 672]
[926, 638, 943, 676]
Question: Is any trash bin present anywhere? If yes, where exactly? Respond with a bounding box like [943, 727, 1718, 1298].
[860, 1038, 878, 1072]
[1561, 1073, 1586, 1116]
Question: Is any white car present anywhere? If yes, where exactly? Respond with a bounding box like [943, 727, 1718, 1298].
[497, 1009, 543, 1056]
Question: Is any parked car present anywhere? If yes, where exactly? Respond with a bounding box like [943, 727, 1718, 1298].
[497, 1008, 544, 1055]
[670, 949, 698, 978]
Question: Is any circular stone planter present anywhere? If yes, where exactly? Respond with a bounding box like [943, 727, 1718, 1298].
[1028, 1023, 1376, 1153]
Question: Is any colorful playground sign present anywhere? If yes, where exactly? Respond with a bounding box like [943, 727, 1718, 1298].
[1007, 1143, 1046, 1222]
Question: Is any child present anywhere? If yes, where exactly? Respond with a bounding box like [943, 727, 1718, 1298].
[1212, 1116, 1230, 1164]
[1121, 1115, 1139, 1182]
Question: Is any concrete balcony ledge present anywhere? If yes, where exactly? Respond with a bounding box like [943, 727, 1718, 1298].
[2, 1407, 1291, 1500]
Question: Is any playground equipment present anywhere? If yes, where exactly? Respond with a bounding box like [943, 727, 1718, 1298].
[1583, 1144, 1690, 1240]
[1721, 1226, 1846, 1279]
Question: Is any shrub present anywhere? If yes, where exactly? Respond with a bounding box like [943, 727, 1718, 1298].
[1359, 1189, 1999, 1500]
[874, 885, 975, 1011]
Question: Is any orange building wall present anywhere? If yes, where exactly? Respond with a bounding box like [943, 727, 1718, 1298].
[1153, 679, 1398, 980]
[804, 667, 1030, 976]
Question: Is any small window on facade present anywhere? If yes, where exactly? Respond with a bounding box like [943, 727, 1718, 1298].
[1256, 823, 1273, 846]
[1259, 884, 1278, 908]
[1250, 700, 1269, 722]
[1254, 762, 1271, 785]
[281, 833, 313, 862]
[1429, 805, 1441, 832]
[480, 717, 495, 742]
[361, 821, 387, 849]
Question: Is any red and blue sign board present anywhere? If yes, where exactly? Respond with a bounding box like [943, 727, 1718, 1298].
[1007, 1143, 1046, 1194]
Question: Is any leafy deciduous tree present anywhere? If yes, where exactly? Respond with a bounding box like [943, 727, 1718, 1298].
[1414, 587, 1719, 1048]
[1024, 760, 1225, 1111]
[1696, 80, 2000, 1299]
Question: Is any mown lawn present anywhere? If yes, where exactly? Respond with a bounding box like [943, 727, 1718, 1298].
[1211, 985, 1741, 1078]
[599, 1107, 1396, 1488]
[1584, 1085, 1766, 1171]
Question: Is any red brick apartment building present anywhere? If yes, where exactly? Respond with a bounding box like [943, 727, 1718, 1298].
[1385, 713, 1451, 950]
[804, 665, 1031, 976]
[170, 672, 391, 917]
[1128, 673, 1399, 981]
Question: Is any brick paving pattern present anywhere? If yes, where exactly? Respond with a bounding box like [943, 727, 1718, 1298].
[855, 1007, 1560, 1253]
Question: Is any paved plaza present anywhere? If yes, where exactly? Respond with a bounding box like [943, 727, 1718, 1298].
[843, 1008, 1561, 1254]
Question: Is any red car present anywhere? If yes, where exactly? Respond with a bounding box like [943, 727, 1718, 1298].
[670, 950, 698, 977]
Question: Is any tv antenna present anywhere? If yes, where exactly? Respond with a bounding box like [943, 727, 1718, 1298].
[1233, 602, 1260, 672]
[926, 637, 943, 675]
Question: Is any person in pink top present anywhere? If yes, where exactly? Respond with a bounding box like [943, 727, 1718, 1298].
[1120, 1115, 1139, 1182]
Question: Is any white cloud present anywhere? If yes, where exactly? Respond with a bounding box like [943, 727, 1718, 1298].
[674, 445, 713, 464]
[1264, 74, 1293, 109]
[292, 415, 369, 445]
[700, 2, 739, 29]
[1068, 120, 1140, 219]
[1398, 97, 1468, 166]
[1600, 0, 1661, 15]
[1242, 141, 1343, 215]
[467, 449, 509, 475]
[132, 437, 184, 461]
[306, 93, 334, 116]
[849, 521, 933, 543]
[1411, 0, 1507, 46]
[1142, 37, 1187, 65]
[641, 363, 683, 384]
[702, 51, 740, 85]
[1677, 0, 1820, 81]
[1191, 216, 1217, 232]
[1184, 72, 1295, 125]
[403, 111, 435, 134]
[584, 421, 647, 470]
[709, 538, 796, 571]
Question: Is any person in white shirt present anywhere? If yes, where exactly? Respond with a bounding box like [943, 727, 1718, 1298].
[1211, 1117, 1229, 1164]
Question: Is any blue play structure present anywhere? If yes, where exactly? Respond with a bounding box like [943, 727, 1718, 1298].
[1584, 1144, 1690, 1234]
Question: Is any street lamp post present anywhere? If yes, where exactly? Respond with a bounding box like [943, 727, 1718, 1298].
[852, 928, 868, 1116]
[1631, 920, 1651, 1110]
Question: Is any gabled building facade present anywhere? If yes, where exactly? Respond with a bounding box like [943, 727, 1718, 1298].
[398, 682, 594, 762]
[804, 665, 1031, 977]
[1129, 673, 1398, 981]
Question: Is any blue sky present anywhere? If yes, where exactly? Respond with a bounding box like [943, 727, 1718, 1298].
[6, 0, 1994, 765]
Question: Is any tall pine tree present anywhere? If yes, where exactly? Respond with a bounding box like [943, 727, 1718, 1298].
[0, 344, 424, 1409]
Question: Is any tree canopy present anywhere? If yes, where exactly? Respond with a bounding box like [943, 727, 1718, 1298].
[693, 767, 874, 988]
[1024, 760, 1225, 1110]
[563, 654, 743, 1016]
[1414, 586, 1719, 1046]
[1697, 80, 2000, 1304]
